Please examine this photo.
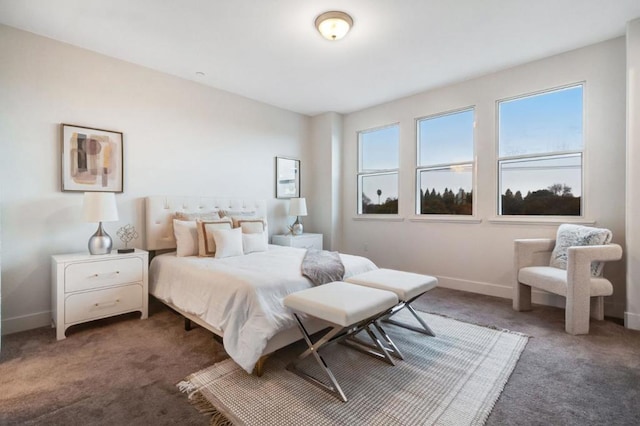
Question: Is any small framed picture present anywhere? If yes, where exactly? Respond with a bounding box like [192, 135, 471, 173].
[275, 156, 300, 199]
[61, 123, 123, 192]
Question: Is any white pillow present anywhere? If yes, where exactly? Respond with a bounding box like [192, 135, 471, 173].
[549, 224, 613, 276]
[173, 219, 198, 257]
[212, 228, 244, 259]
[243, 232, 268, 254]
[238, 219, 269, 246]
[196, 217, 233, 257]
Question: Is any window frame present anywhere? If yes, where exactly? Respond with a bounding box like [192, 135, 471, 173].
[357, 123, 400, 215]
[415, 106, 477, 217]
[496, 83, 585, 218]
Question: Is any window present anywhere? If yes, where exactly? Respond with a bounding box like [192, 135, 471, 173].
[358, 124, 399, 214]
[498, 84, 583, 216]
[416, 108, 475, 215]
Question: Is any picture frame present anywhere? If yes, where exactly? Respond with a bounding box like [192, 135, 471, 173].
[275, 156, 300, 199]
[61, 123, 123, 193]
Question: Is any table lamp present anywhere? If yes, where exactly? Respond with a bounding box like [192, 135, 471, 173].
[83, 192, 119, 255]
[289, 197, 307, 236]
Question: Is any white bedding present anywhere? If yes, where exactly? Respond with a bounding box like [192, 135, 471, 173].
[149, 245, 377, 372]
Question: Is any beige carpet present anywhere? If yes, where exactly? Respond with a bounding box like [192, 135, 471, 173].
[178, 311, 528, 425]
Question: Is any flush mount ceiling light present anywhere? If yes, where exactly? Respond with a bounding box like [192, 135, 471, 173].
[315, 11, 353, 41]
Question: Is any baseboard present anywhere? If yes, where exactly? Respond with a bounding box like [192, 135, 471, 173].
[624, 311, 640, 330]
[1, 310, 51, 336]
[436, 276, 563, 306]
[436, 276, 625, 319]
[437, 276, 512, 299]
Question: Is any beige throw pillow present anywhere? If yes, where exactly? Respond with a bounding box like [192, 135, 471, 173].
[225, 215, 262, 229]
[219, 210, 258, 228]
[238, 219, 266, 233]
[196, 217, 233, 257]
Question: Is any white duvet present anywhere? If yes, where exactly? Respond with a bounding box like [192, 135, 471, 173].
[149, 245, 377, 372]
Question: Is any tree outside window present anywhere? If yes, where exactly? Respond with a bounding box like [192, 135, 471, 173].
[358, 125, 399, 214]
[498, 84, 584, 216]
[416, 108, 475, 215]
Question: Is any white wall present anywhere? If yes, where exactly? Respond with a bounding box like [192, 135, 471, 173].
[626, 19, 640, 329]
[307, 112, 344, 250]
[341, 38, 627, 317]
[0, 24, 310, 334]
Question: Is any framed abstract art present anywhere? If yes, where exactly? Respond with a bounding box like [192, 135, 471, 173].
[61, 123, 123, 192]
[275, 156, 300, 199]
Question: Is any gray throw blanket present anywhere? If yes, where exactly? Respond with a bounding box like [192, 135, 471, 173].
[301, 249, 345, 286]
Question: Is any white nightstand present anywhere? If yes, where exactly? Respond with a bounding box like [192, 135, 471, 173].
[51, 249, 149, 340]
[272, 233, 323, 250]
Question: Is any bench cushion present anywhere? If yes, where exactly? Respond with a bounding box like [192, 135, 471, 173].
[283, 281, 398, 327]
[346, 268, 438, 301]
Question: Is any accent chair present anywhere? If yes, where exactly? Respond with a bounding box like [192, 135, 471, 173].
[513, 224, 623, 335]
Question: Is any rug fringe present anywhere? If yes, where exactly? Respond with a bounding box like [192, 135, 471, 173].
[187, 390, 234, 426]
[210, 411, 234, 426]
[418, 309, 531, 338]
[177, 380, 198, 395]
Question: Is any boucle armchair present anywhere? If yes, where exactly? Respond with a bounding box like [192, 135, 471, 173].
[513, 233, 622, 335]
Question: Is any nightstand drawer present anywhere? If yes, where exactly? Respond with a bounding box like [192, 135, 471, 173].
[291, 238, 322, 250]
[65, 283, 143, 324]
[272, 233, 323, 250]
[65, 257, 143, 293]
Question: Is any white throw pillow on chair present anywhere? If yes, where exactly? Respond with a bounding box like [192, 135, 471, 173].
[549, 224, 612, 276]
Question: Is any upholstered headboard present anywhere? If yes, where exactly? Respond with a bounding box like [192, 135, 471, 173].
[145, 196, 267, 251]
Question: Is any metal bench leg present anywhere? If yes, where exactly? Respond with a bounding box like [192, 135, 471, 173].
[286, 314, 348, 402]
[373, 320, 404, 360]
[287, 312, 400, 402]
[382, 297, 436, 337]
[341, 324, 396, 366]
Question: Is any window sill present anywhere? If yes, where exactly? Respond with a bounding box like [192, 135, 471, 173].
[409, 215, 482, 224]
[488, 216, 596, 226]
[352, 215, 405, 222]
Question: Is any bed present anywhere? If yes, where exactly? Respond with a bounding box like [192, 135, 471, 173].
[145, 196, 377, 374]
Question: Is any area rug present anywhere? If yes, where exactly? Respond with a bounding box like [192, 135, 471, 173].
[178, 311, 528, 426]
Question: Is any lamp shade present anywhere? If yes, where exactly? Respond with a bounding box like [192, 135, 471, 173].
[289, 198, 308, 217]
[83, 192, 119, 223]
